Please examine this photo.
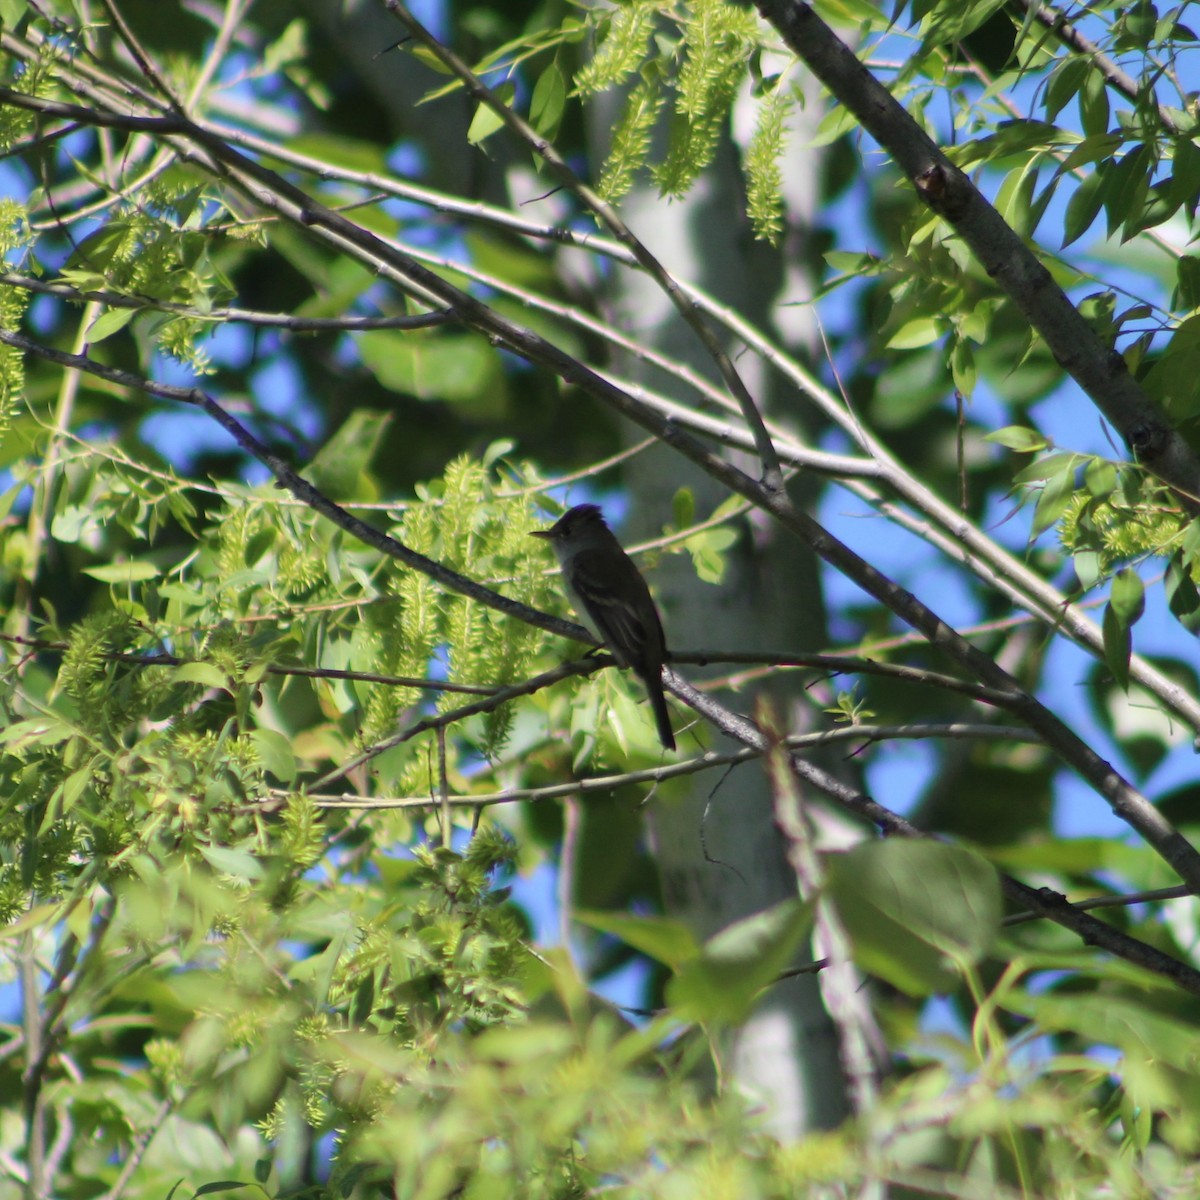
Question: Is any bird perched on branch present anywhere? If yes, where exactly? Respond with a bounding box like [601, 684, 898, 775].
[532, 504, 675, 751]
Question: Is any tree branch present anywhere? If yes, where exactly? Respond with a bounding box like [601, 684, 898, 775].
[1013, 0, 1180, 135]
[0, 274, 454, 331]
[753, 0, 1200, 505]
[302, 721, 1041, 811]
[760, 700, 883, 1118]
[98, 1097, 173, 1200]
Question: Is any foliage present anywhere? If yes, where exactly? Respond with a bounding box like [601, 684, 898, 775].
[2, 0, 1200, 1197]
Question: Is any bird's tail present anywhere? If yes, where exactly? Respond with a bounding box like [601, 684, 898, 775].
[644, 670, 675, 751]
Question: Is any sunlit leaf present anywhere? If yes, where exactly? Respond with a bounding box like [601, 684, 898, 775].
[827, 842, 1001, 996]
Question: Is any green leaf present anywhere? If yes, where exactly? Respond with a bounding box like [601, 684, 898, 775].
[285, 132, 387, 174]
[467, 82, 516, 146]
[1014, 451, 1076, 482]
[950, 337, 976, 397]
[988, 836, 1143, 878]
[196, 843, 264, 882]
[309, 410, 391, 499]
[51, 505, 98, 544]
[1182, 518, 1200, 562]
[666, 898, 814, 1025]
[410, 45, 455, 76]
[59, 766, 92, 816]
[1142, 314, 1200, 423]
[573, 910, 699, 969]
[687, 526, 737, 585]
[171, 661, 228, 689]
[1165, 551, 1200, 632]
[813, 0, 886, 24]
[886, 316, 942, 349]
[994, 160, 1039, 239]
[1079, 67, 1110, 136]
[1008, 991, 1197, 1065]
[823, 249, 884, 277]
[1073, 549, 1101, 590]
[357, 331, 507, 414]
[465, 231, 558, 289]
[1169, 137, 1200, 222]
[1175, 254, 1200, 312]
[954, 120, 1060, 169]
[811, 103, 859, 145]
[86, 306, 136, 343]
[0, 717, 74, 750]
[1105, 144, 1152, 241]
[1030, 465, 1077, 537]
[261, 17, 307, 74]
[826, 841, 1002, 996]
[1063, 170, 1107, 247]
[1110, 567, 1145, 625]
[530, 61, 567, 139]
[923, 0, 1007, 43]
[671, 488, 695, 531]
[1059, 133, 1122, 174]
[82, 561, 161, 583]
[985, 425, 1047, 452]
[1084, 458, 1117, 497]
[251, 728, 298, 783]
[1103, 601, 1132, 690]
[1044, 56, 1090, 122]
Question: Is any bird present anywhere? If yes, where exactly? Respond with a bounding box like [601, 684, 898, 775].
[531, 504, 675, 750]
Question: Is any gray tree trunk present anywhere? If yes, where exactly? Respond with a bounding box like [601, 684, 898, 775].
[589, 68, 854, 1137]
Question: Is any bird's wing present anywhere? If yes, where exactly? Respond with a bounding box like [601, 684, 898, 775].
[568, 547, 651, 668]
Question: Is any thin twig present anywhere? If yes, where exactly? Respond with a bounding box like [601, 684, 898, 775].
[0, 633, 504, 696]
[437, 725, 451, 847]
[299, 722, 1042, 811]
[97, 0, 183, 112]
[1003, 884, 1193, 926]
[0, 272, 454, 331]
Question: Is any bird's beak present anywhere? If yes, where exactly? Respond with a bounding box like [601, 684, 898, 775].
[529, 529, 552, 539]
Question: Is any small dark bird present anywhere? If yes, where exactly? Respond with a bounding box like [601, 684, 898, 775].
[532, 504, 675, 751]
